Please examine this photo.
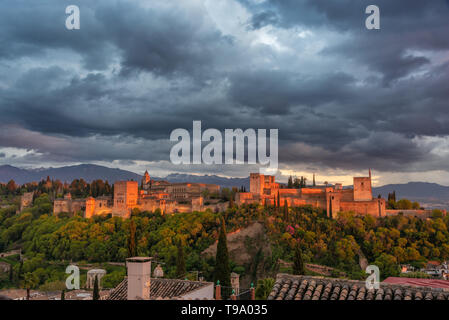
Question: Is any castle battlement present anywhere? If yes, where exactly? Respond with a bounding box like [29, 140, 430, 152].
[53, 170, 223, 218]
[236, 171, 386, 218]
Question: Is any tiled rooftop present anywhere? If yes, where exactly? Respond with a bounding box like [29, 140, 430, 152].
[268, 274, 449, 300]
[107, 277, 211, 300]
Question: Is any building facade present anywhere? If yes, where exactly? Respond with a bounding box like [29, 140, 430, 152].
[53, 170, 224, 218]
[236, 170, 386, 218]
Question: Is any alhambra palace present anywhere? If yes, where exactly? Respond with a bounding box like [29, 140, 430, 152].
[237, 170, 386, 218]
[52, 169, 387, 219]
[53, 171, 225, 218]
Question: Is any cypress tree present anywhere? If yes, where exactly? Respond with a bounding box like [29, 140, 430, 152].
[17, 260, 23, 284]
[61, 290, 65, 300]
[288, 176, 293, 188]
[127, 220, 137, 257]
[214, 218, 231, 288]
[293, 242, 305, 275]
[93, 275, 100, 300]
[9, 265, 13, 282]
[283, 199, 288, 221]
[176, 240, 186, 278]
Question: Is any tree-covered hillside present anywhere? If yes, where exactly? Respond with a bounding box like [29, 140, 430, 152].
[1, 194, 449, 290]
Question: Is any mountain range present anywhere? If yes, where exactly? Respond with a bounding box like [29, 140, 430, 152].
[1, 164, 448, 208]
[0, 164, 249, 189]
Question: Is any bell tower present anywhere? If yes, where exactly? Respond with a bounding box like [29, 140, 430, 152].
[142, 170, 151, 190]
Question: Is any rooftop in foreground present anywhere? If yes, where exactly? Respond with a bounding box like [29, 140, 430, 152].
[107, 277, 212, 300]
[268, 274, 449, 300]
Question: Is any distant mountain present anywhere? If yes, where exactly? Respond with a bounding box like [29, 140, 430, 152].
[161, 173, 249, 189]
[373, 182, 449, 209]
[4, 164, 447, 207]
[0, 164, 142, 184]
[0, 164, 250, 189]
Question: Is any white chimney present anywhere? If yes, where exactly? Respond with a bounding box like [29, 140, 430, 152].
[126, 257, 152, 300]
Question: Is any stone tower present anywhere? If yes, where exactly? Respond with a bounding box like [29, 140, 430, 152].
[142, 170, 151, 190]
[353, 170, 373, 201]
[114, 181, 138, 217]
[85, 197, 96, 219]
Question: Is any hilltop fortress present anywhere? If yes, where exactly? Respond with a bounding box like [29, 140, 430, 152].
[236, 170, 386, 218]
[51, 169, 388, 218]
[53, 171, 225, 218]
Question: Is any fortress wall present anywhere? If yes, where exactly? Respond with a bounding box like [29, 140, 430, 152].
[53, 200, 70, 214]
[386, 209, 433, 218]
[301, 188, 324, 194]
[139, 198, 160, 212]
[173, 203, 192, 213]
[340, 199, 385, 217]
[340, 189, 354, 201]
[71, 200, 86, 214]
[279, 189, 301, 196]
[20, 192, 34, 211]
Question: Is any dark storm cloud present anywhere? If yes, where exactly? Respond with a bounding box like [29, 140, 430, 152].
[94, 2, 236, 78]
[279, 132, 435, 172]
[229, 70, 356, 114]
[0, 0, 448, 175]
[0, 0, 115, 70]
[0, 0, 234, 76]
[241, 0, 449, 84]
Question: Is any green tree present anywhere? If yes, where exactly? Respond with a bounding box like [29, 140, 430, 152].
[287, 176, 293, 188]
[293, 177, 300, 188]
[176, 240, 186, 278]
[61, 290, 65, 301]
[93, 275, 100, 300]
[6, 180, 16, 194]
[293, 242, 305, 275]
[127, 220, 137, 257]
[214, 218, 231, 288]
[283, 200, 288, 221]
[255, 278, 275, 300]
[9, 265, 13, 282]
[22, 272, 39, 300]
[374, 253, 399, 279]
[396, 199, 413, 210]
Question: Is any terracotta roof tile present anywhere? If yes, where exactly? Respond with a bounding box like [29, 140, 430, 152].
[107, 277, 211, 300]
[269, 274, 449, 301]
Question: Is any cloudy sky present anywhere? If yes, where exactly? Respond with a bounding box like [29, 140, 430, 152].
[1, 0, 449, 186]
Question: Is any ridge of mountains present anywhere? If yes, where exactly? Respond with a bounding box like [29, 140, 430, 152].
[1, 164, 448, 208]
[0, 164, 249, 189]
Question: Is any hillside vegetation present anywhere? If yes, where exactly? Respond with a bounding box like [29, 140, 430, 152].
[1, 193, 449, 290]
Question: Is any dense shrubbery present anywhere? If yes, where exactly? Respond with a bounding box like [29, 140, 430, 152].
[256, 205, 449, 279]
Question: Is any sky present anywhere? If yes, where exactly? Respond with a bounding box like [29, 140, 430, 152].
[1, 0, 449, 186]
